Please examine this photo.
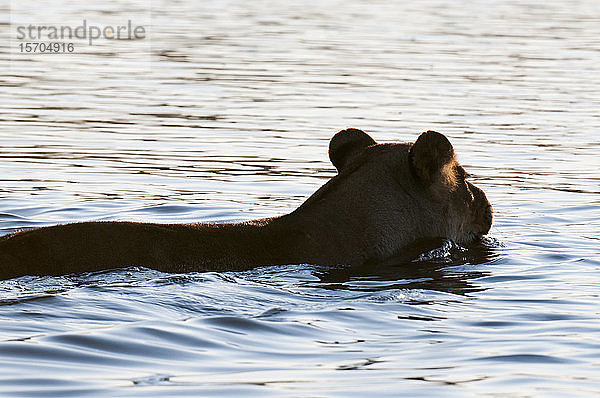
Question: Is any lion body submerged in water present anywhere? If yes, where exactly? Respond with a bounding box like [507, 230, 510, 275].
[0, 129, 492, 280]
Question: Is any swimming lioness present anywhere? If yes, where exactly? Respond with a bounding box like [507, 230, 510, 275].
[0, 129, 492, 280]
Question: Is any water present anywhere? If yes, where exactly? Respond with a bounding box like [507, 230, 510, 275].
[1, 0, 599, 396]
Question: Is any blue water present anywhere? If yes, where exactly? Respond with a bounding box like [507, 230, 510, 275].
[1, 0, 599, 396]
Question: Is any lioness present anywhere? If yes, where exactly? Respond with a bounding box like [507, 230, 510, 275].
[0, 129, 492, 280]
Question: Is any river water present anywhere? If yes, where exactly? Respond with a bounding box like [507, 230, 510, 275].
[1, 0, 599, 396]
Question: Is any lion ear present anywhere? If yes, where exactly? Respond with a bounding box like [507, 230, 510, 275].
[410, 130, 456, 184]
[329, 128, 376, 172]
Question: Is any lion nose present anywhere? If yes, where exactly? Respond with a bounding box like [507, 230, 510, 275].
[481, 204, 493, 234]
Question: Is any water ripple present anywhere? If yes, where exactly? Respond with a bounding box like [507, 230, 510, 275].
[1, 0, 599, 395]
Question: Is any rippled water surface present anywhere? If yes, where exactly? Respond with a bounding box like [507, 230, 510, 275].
[1, 0, 599, 396]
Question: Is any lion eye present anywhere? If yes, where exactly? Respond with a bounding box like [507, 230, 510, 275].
[465, 182, 475, 202]
[456, 166, 471, 180]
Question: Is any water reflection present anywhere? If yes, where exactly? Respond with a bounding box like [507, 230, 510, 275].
[313, 239, 498, 295]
